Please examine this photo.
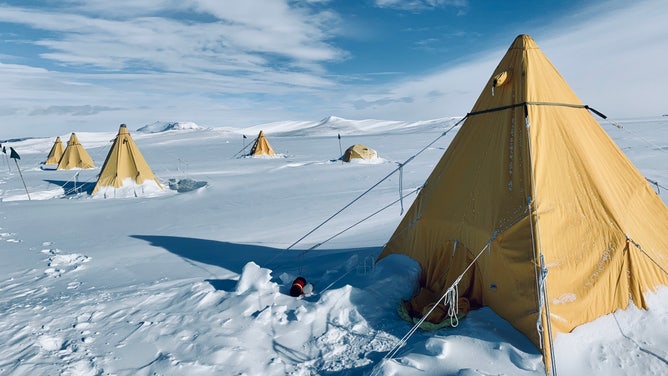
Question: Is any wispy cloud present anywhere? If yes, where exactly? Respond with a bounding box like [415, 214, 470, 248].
[29, 105, 121, 116]
[374, 0, 468, 12]
[352, 96, 414, 110]
[0, 1, 345, 75]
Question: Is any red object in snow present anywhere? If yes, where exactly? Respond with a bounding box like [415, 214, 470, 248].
[290, 277, 307, 297]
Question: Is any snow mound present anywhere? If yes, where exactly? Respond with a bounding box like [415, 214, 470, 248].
[340, 156, 387, 164]
[137, 121, 207, 133]
[168, 178, 208, 193]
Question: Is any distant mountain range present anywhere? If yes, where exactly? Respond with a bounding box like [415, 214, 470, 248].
[132, 116, 463, 137]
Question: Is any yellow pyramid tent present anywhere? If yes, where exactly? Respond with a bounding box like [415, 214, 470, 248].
[57, 133, 95, 170]
[378, 34, 668, 373]
[248, 130, 276, 156]
[92, 124, 162, 196]
[43, 136, 64, 167]
[341, 144, 377, 162]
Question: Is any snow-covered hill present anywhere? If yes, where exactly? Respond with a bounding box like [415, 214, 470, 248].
[137, 121, 209, 133]
[239, 115, 462, 137]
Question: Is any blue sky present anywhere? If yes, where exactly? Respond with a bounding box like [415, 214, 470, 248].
[1, 0, 667, 138]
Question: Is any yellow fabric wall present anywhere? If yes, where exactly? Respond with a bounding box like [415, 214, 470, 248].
[378, 34, 668, 370]
[57, 133, 95, 169]
[250, 131, 276, 156]
[92, 124, 161, 194]
[44, 137, 64, 165]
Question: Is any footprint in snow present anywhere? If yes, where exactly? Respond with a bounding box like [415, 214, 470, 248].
[44, 253, 91, 277]
[41, 248, 60, 255]
[67, 281, 82, 290]
[1, 232, 21, 243]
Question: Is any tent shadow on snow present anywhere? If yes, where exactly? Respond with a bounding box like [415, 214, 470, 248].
[44, 179, 96, 196]
[131, 235, 278, 292]
[130, 234, 380, 295]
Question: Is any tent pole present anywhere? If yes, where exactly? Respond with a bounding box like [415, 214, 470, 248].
[523, 107, 558, 375]
[539, 254, 558, 375]
[14, 159, 30, 200]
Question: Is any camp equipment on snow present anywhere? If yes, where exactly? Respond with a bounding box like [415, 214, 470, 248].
[341, 144, 377, 162]
[290, 277, 307, 297]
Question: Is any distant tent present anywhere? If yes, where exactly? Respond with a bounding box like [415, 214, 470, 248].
[92, 124, 162, 197]
[341, 144, 377, 162]
[377, 34, 668, 373]
[57, 133, 95, 170]
[248, 131, 276, 156]
[42, 136, 64, 168]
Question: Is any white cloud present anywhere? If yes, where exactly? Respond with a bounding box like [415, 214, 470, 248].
[337, 57, 494, 120]
[537, 0, 668, 118]
[340, 0, 668, 120]
[0, 1, 344, 72]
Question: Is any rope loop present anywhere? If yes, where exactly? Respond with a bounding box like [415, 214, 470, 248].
[444, 281, 460, 327]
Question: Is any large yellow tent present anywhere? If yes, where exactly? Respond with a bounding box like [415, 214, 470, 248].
[92, 124, 162, 196]
[378, 34, 668, 373]
[43, 136, 64, 167]
[248, 130, 276, 156]
[341, 144, 377, 162]
[57, 133, 95, 170]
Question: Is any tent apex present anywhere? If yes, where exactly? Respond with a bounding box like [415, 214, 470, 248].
[511, 34, 538, 49]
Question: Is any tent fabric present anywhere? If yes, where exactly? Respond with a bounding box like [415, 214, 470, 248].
[377, 34, 668, 371]
[92, 124, 162, 195]
[341, 144, 377, 162]
[249, 131, 276, 156]
[44, 136, 64, 165]
[57, 133, 95, 170]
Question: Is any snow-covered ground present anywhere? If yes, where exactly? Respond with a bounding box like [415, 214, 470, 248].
[0, 115, 666, 375]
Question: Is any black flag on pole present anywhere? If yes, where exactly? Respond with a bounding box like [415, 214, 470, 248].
[336, 133, 343, 162]
[9, 147, 29, 199]
[9, 147, 20, 160]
